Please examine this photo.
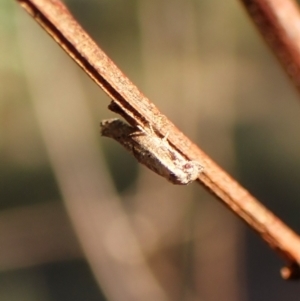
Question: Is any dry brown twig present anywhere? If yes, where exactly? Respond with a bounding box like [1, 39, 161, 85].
[240, 0, 300, 91]
[17, 0, 300, 279]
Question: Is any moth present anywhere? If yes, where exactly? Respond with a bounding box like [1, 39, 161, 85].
[100, 118, 203, 185]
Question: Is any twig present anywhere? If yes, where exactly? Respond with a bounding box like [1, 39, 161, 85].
[240, 0, 300, 91]
[17, 0, 300, 279]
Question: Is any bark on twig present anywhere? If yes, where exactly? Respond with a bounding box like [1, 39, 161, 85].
[17, 0, 300, 279]
[240, 0, 300, 92]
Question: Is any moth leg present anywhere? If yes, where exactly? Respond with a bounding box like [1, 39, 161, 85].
[162, 132, 169, 143]
[136, 125, 147, 135]
[148, 123, 154, 135]
[136, 119, 155, 135]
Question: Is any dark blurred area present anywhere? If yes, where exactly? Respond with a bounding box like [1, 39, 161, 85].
[1, 0, 300, 300]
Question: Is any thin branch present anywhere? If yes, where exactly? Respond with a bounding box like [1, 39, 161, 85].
[17, 0, 300, 279]
[240, 0, 300, 91]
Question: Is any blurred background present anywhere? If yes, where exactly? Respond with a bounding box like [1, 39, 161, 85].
[1, 0, 300, 300]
